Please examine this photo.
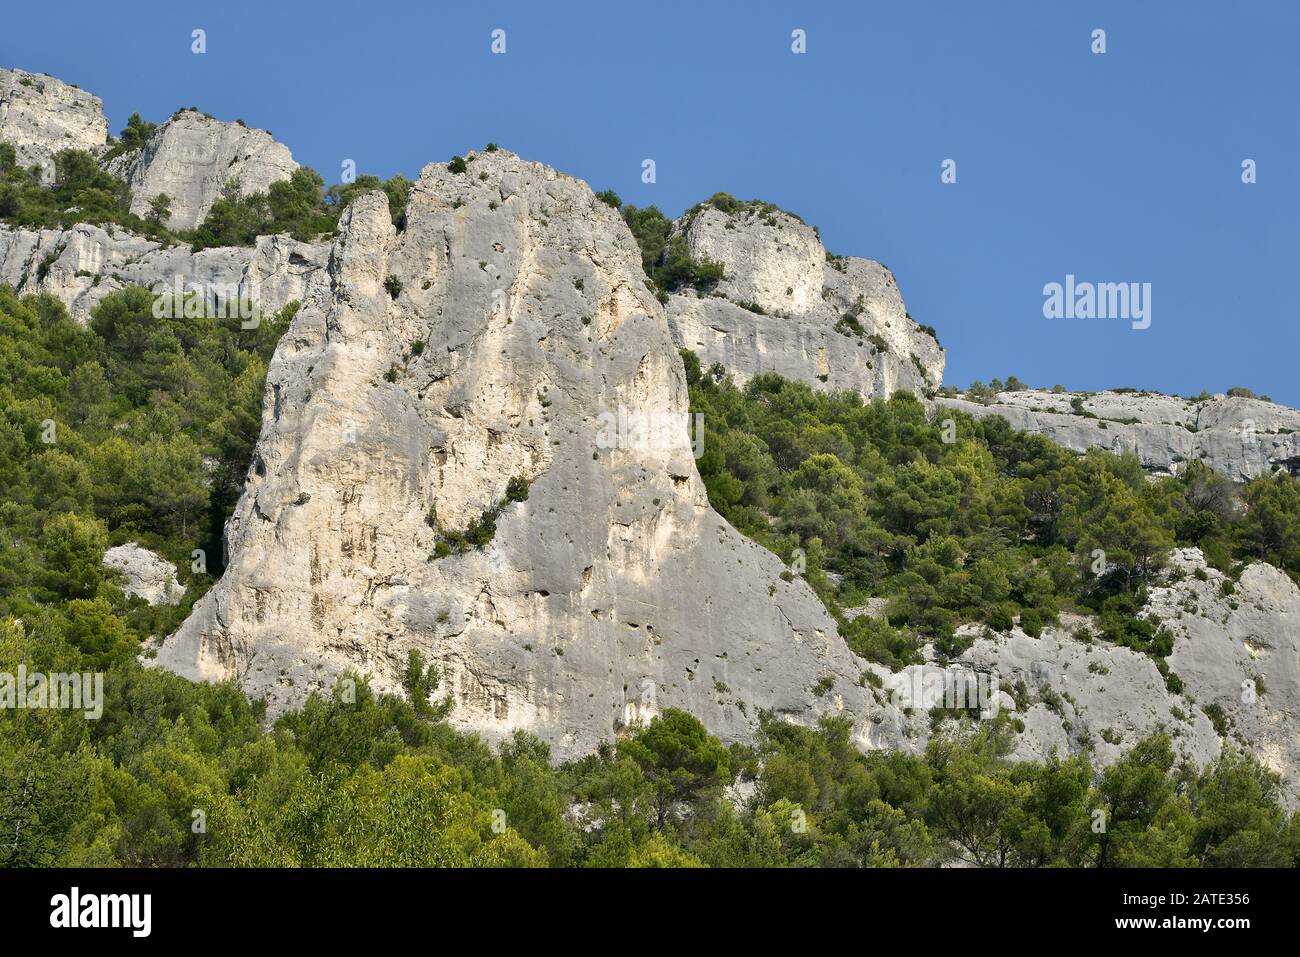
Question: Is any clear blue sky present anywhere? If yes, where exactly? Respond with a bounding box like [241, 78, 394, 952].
[5, 1, 1297, 403]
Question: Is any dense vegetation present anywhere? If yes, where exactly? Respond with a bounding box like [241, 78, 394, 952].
[686, 361, 1300, 678]
[189, 168, 412, 251]
[594, 192, 725, 302]
[0, 143, 170, 239]
[0, 113, 411, 251]
[0, 285, 296, 657]
[4, 644, 1295, 866]
[1, 280, 1298, 866]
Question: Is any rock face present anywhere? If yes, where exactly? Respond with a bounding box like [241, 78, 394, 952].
[948, 616, 1221, 773]
[103, 544, 184, 606]
[0, 223, 325, 323]
[884, 547, 1300, 806]
[152, 152, 906, 758]
[936, 389, 1300, 482]
[107, 111, 298, 230]
[665, 203, 944, 399]
[1155, 548, 1300, 803]
[0, 68, 107, 168]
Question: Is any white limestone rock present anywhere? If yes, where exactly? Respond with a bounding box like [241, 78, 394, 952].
[152, 152, 912, 759]
[0, 68, 107, 168]
[104, 544, 184, 606]
[0, 223, 326, 323]
[666, 203, 944, 399]
[1152, 548, 1300, 805]
[936, 389, 1300, 482]
[952, 621, 1222, 777]
[108, 110, 298, 230]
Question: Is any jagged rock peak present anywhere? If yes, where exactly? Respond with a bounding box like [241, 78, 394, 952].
[0, 67, 108, 168]
[664, 196, 944, 399]
[106, 109, 298, 230]
[152, 149, 901, 757]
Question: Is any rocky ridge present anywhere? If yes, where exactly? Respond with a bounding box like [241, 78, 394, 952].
[0, 221, 324, 322]
[0, 68, 108, 168]
[105, 110, 298, 230]
[4, 67, 1298, 798]
[150, 153, 910, 758]
[665, 202, 944, 399]
[936, 389, 1300, 482]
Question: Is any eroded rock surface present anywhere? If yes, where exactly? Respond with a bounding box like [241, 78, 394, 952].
[937, 389, 1300, 482]
[0, 223, 325, 322]
[0, 68, 107, 168]
[152, 153, 907, 758]
[104, 544, 184, 606]
[665, 203, 944, 399]
[106, 110, 298, 230]
[1155, 548, 1300, 802]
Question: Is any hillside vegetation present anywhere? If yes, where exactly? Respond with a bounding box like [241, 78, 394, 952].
[1, 286, 1296, 867]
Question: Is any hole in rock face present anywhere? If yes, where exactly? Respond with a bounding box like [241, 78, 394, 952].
[1281, 456, 1300, 478]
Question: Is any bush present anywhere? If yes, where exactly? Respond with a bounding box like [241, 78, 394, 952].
[1019, 609, 1043, 638]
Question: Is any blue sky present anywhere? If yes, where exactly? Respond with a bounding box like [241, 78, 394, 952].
[5, 1, 1297, 403]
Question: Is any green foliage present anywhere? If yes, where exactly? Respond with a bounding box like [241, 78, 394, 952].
[505, 475, 531, 503]
[0, 285, 297, 653]
[620, 204, 725, 301]
[101, 112, 157, 162]
[2, 281, 1296, 869]
[190, 168, 413, 251]
[430, 478, 531, 556]
[0, 148, 171, 240]
[688, 370, 1300, 671]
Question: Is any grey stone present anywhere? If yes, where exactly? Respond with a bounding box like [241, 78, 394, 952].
[150, 152, 910, 759]
[1155, 548, 1300, 805]
[0, 223, 325, 323]
[666, 204, 943, 399]
[0, 68, 107, 168]
[936, 389, 1300, 482]
[104, 543, 183, 606]
[107, 110, 298, 230]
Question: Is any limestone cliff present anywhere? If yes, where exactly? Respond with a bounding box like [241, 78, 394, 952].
[0, 222, 324, 322]
[936, 389, 1300, 482]
[0, 68, 107, 168]
[664, 202, 944, 399]
[5, 65, 1298, 795]
[151, 153, 906, 757]
[106, 110, 298, 230]
[882, 546, 1300, 804]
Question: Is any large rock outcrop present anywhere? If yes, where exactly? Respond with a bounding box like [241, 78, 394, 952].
[1155, 548, 1300, 802]
[106, 110, 298, 230]
[0, 68, 107, 169]
[152, 152, 907, 758]
[882, 549, 1300, 805]
[665, 202, 944, 399]
[0, 223, 325, 322]
[103, 544, 184, 606]
[937, 389, 1300, 482]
